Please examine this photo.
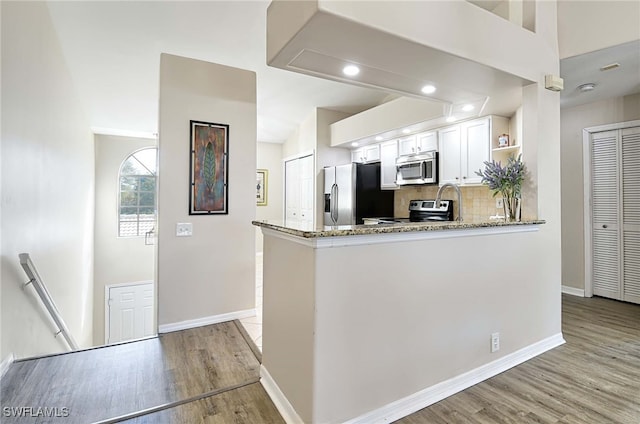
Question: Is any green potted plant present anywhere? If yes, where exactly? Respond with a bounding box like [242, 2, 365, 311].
[475, 154, 526, 222]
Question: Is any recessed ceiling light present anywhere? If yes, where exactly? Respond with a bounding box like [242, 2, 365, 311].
[462, 104, 474, 112]
[402, 128, 411, 134]
[351, 142, 359, 147]
[578, 83, 596, 92]
[421, 85, 436, 94]
[343, 65, 360, 76]
[375, 136, 383, 141]
[446, 116, 456, 123]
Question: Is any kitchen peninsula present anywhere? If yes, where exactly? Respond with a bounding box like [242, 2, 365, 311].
[253, 219, 563, 424]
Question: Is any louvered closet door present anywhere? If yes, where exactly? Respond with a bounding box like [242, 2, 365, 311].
[591, 130, 620, 299]
[622, 127, 640, 304]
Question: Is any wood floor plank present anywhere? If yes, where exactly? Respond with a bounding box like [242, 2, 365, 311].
[395, 295, 640, 424]
[0, 321, 261, 423]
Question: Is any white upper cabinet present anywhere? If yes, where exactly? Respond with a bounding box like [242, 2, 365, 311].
[397, 132, 437, 156]
[351, 144, 380, 163]
[380, 140, 399, 190]
[461, 118, 490, 185]
[438, 116, 509, 186]
[398, 135, 417, 156]
[417, 131, 437, 153]
[438, 126, 462, 185]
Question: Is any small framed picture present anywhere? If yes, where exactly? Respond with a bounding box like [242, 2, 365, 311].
[256, 169, 268, 206]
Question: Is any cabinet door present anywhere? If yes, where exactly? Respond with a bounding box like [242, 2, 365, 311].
[351, 148, 364, 163]
[438, 126, 461, 185]
[462, 118, 490, 185]
[398, 135, 417, 156]
[364, 144, 380, 162]
[417, 132, 437, 152]
[380, 140, 399, 190]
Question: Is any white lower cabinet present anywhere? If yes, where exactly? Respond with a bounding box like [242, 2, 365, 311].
[380, 140, 399, 189]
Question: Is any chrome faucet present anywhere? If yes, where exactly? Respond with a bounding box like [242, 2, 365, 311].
[435, 183, 463, 222]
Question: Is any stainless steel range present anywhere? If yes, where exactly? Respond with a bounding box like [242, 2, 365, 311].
[409, 199, 454, 222]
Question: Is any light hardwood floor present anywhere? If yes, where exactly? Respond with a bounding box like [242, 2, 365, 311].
[0, 321, 278, 423]
[2, 295, 637, 423]
[397, 294, 640, 424]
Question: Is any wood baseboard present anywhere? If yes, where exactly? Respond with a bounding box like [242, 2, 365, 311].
[260, 365, 304, 424]
[158, 309, 255, 333]
[562, 285, 585, 297]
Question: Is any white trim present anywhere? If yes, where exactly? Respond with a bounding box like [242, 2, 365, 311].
[256, 252, 264, 257]
[105, 280, 155, 344]
[262, 224, 540, 249]
[562, 285, 585, 297]
[343, 333, 565, 424]
[92, 127, 158, 140]
[0, 353, 15, 380]
[282, 149, 315, 164]
[158, 309, 256, 333]
[583, 128, 594, 298]
[260, 365, 304, 424]
[584, 119, 640, 133]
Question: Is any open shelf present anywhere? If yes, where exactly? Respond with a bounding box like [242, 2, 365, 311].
[492, 145, 520, 153]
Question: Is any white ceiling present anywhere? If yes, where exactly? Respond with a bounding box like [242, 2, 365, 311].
[46, 1, 640, 144]
[46, 1, 391, 143]
[560, 40, 640, 109]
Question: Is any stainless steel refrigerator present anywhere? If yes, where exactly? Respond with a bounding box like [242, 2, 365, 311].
[323, 162, 394, 225]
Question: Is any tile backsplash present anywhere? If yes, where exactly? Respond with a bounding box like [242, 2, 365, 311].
[394, 185, 504, 221]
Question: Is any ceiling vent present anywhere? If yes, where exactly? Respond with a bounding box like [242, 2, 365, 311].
[600, 63, 620, 71]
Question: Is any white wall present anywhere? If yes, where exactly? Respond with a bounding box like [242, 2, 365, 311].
[256, 142, 284, 253]
[557, 0, 640, 59]
[1, 2, 94, 358]
[93, 134, 157, 345]
[157, 54, 256, 327]
[561, 93, 640, 290]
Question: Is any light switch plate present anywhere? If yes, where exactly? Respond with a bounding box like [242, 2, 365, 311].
[176, 222, 193, 237]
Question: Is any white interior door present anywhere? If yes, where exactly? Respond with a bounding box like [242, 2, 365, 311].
[591, 130, 620, 299]
[588, 125, 640, 305]
[285, 159, 300, 222]
[621, 127, 640, 303]
[299, 154, 314, 224]
[107, 282, 155, 344]
[285, 154, 314, 225]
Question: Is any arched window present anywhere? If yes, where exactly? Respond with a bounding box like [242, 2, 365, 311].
[118, 148, 157, 237]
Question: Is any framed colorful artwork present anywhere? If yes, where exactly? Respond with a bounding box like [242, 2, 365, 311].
[256, 169, 268, 206]
[189, 120, 229, 215]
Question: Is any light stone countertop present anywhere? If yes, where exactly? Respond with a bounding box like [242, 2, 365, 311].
[252, 218, 545, 239]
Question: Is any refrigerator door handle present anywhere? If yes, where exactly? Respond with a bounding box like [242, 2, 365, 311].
[331, 183, 338, 223]
[334, 184, 339, 222]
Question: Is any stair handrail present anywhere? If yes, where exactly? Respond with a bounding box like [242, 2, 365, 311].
[19, 253, 78, 350]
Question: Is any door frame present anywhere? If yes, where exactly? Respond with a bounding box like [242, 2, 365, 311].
[583, 119, 640, 298]
[104, 280, 155, 344]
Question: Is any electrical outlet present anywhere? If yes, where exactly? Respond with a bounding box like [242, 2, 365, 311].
[496, 198, 504, 209]
[491, 332, 500, 353]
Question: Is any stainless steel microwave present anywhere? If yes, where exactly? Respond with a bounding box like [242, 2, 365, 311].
[395, 152, 438, 185]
